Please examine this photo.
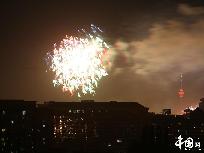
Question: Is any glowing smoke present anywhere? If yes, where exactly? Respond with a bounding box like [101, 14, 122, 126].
[46, 24, 110, 97]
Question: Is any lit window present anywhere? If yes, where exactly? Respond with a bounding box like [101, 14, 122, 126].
[108, 143, 111, 147]
[42, 124, 46, 128]
[116, 139, 122, 143]
[22, 110, 26, 116]
[2, 110, 6, 115]
[1, 129, 6, 132]
[11, 120, 14, 124]
[177, 122, 182, 126]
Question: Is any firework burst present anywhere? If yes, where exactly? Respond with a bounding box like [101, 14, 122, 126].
[46, 24, 110, 97]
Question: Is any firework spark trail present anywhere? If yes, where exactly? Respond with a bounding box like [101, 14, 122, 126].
[46, 25, 110, 97]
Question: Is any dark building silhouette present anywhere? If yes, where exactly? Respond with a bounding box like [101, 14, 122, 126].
[1, 99, 204, 152]
[0, 100, 36, 153]
[35, 103, 53, 153]
[0, 100, 53, 153]
[145, 108, 204, 151]
[162, 109, 171, 115]
[199, 98, 204, 112]
[41, 100, 150, 152]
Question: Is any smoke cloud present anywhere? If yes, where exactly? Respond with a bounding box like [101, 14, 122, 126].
[102, 9, 204, 113]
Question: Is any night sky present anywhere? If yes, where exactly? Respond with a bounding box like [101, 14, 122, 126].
[1, 0, 204, 114]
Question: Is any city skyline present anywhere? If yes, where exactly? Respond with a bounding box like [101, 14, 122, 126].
[1, 99, 204, 152]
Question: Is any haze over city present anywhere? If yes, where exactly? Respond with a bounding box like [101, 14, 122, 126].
[1, 0, 204, 114]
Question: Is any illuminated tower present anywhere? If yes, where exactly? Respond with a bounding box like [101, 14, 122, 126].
[178, 73, 184, 99]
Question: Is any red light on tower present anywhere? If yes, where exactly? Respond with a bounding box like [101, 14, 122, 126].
[178, 88, 184, 98]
